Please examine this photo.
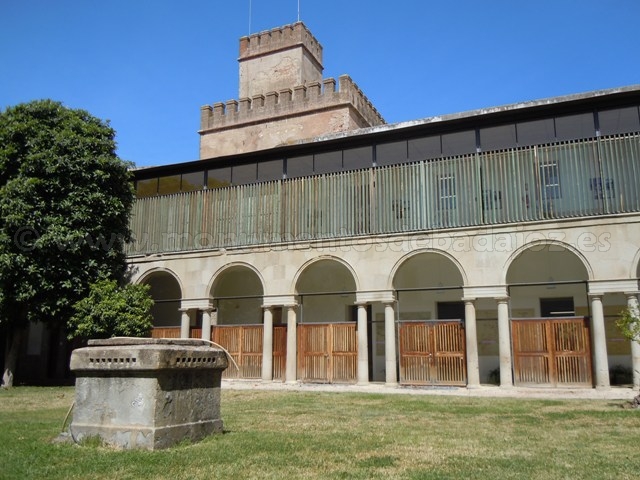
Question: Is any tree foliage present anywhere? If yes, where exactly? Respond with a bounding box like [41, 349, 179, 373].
[0, 100, 135, 385]
[617, 307, 640, 343]
[68, 280, 154, 340]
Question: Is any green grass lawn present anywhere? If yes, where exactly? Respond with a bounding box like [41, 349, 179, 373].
[1, 386, 639, 479]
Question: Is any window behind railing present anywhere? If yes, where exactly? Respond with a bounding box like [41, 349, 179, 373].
[127, 133, 640, 255]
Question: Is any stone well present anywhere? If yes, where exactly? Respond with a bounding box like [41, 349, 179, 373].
[69, 337, 228, 450]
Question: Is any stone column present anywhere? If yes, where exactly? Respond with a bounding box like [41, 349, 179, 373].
[179, 308, 190, 339]
[626, 293, 640, 389]
[201, 308, 212, 342]
[496, 297, 513, 388]
[285, 305, 297, 384]
[356, 303, 369, 385]
[463, 298, 480, 388]
[384, 302, 398, 386]
[262, 307, 274, 382]
[589, 294, 610, 389]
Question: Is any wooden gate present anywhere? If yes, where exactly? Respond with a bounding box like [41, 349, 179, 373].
[151, 327, 201, 339]
[213, 325, 263, 379]
[511, 317, 592, 387]
[297, 323, 357, 383]
[398, 321, 467, 386]
[272, 325, 287, 381]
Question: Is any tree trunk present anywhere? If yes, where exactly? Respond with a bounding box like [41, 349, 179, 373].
[2, 327, 26, 388]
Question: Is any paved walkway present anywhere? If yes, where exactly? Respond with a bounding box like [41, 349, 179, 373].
[222, 379, 639, 401]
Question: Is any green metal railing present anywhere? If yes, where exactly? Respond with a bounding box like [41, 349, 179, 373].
[127, 133, 640, 255]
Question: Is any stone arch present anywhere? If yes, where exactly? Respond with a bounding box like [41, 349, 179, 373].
[293, 256, 359, 323]
[292, 255, 361, 294]
[137, 268, 183, 328]
[387, 249, 469, 291]
[209, 262, 265, 325]
[631, 247, 640, 281]
[390, 250, 467, 321]
[505, 240, 591, 319]
[502, 240, 593, 285]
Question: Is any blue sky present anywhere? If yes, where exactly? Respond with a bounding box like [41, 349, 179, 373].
[1, 1, 639, 167]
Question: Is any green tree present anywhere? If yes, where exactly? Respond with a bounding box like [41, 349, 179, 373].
[68, 280, 153, 340]
[0, 100, 135, 387]
[617, 307, 640, 343]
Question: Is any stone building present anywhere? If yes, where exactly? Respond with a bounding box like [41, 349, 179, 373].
[128, 22, 640, 390]
[83, 22, 640, 389]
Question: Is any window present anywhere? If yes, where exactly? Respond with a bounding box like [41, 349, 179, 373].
[598, 107, 640, 136]
[482, 190, 502, 210]
[377, 141, 407, 166]
[540, 297, 574, 317]
[158, 175, 181, 195]
[287, 155, 313, 178]
[232, 163, 257, 185]
[408, 136, 440, 161]
[555, 113, 595, 141]
[207, 167, 231, 189]
[517, 118, 555, 146]
[314, 151, 342, 174]
[439, 174, 456, 209]
[343, 146, 373, 170]
[392, 199, 409, 220]
[540, 161, 561, 199]
[136, 178, 158, 197]
[441, 130, 476, 157]
[181, 171, 204, 192]
[480, 125, 517, 151]
[257, 159, 283, 181]
[590, 177, 615, 200]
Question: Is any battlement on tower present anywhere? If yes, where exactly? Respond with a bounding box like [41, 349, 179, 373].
[200, 75, 384, 133]
[239, 22, 322, 66]
[199, 22, 385, 158]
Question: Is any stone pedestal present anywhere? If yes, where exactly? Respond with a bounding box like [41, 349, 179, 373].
[69, 338, 228, 450]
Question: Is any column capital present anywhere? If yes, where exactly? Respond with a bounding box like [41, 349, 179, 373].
[461, 297, 476, 303]
[624, 291, 640, 297]
[588, 293, 604, 300]
[179, 308, 190, 313]
[495, 296, 510, 303]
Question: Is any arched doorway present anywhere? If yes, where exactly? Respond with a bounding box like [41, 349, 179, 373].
[295, 258, 359, 383]
[141, 270, 184, 338]
[211, 265, 264, 325]
[209, 265, 282, 380]
[506, 244, 592, 386]
[392, 252, 467, 386]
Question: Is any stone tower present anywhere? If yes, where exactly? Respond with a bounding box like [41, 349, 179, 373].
[238, 21, 324, 99]
[199, 22, 385, 159]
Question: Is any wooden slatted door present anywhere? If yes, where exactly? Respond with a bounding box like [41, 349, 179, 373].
[512, 317, 592, 387]
[151, 327, 201, 339]
[398, 321, 467, 386]
[297, 323, 357, 383]
[214, 325, 263, 379]
[272, 325, 287, 381]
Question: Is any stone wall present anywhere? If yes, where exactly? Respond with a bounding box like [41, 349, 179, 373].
[238, 22, 323, 98]
[199, 75, 385, 158]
